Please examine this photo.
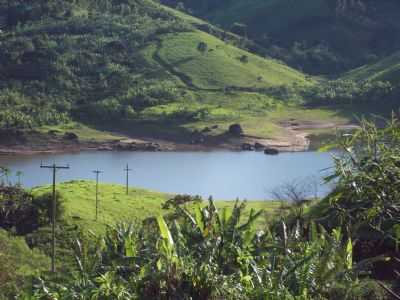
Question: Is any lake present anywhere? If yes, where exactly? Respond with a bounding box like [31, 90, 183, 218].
[0, 151, 335, 200]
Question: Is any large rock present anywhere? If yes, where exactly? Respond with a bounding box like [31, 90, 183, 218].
[145, 143, 161, 151]
[228, 124, 243, 136]
[201, 127, 211, 133]
[264, 147, 279, 155]
[254, 142, 266, 150]
[190, 130, 205, 144]
[63, 132, 79, 141]
[241, 143, 254, 151]
[48, 129, 61, 136]
[115, 142, 134, 151]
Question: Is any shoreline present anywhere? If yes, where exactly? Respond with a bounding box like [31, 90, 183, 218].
[0, 142, 306, 156]
[0, 121, 358, 156]
[0, 135, 310, 156]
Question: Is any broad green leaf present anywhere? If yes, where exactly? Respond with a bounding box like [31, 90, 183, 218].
[346, 238, 353, 270]
[157, 215, 174, 248]
[194, 204, 205, 233]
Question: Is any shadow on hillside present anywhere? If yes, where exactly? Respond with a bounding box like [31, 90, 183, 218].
[305, 101, 400, 126]
[173, 56, 196, 67]
[85, 119, 198, 143]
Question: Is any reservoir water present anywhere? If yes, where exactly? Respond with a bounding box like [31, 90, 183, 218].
[0, 151, 334, 200]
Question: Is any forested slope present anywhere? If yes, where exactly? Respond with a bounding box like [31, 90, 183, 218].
[0, 0, 310, 138]
[344, 51, 400, 85]
[162, 0, 400, 75]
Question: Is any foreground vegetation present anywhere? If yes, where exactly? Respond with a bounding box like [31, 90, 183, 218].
[1, 118, 400, 299]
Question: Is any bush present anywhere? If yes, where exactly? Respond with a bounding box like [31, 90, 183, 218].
[0, 187, 65, 235]
[32, 191, 66, 224]
[303, 79, 393, 106]
[323, 117, 400, 238]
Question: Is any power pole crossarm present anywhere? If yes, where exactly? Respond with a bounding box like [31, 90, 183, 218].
[40, 163, 70, 273]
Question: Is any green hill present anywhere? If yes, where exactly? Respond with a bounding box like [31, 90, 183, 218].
[1, 0, 328, 143]
[32, 180, 281, 232]
[155, 31, 306, 89]
[162, 0, 400, 75]
[344, 51, 400, 85]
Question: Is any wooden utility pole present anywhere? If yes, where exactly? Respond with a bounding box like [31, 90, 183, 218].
[40, 162, 70, 273]
[93, 169, 103, 221]
[124, 164, 132, 195]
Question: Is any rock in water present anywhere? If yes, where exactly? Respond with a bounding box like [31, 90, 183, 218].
[264, 148, 279, 155]
[254, 142, 266, 150]
[241, 143, 254, 151]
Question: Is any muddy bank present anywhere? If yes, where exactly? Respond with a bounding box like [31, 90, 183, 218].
[0, 135, 301, 155]
[0, 120, 357, 156]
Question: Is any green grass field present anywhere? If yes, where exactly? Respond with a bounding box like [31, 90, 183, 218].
[32, 181, 283, 232]
[157, 31, 309, 89]
[129, 26, 354, 141]
[39, 122, 125, 142]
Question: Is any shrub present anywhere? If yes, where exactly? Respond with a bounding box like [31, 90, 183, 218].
[0, 187, 65, 235]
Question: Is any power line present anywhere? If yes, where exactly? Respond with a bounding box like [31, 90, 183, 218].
[40, 162, 70, 273]
[124, 164, 132, 195]
[93, 170, 103, 221]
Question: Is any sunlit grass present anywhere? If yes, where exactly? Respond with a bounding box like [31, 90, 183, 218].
[32, 180, 282, 232]
[39, 122, 124, 142]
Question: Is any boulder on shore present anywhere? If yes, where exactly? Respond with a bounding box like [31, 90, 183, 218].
[48, 129, 61, 136]
[228, 124, 243, 136]
[63, 132, 79, 141]
[241, 143, 254, 151]
[145, 142, 160, 151]
[190, 130, 205, 144]
[264, 147, 279, 155]
[254, 142, 266, 150]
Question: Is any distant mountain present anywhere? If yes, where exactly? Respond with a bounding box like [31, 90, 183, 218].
[161, 0, 400, 75]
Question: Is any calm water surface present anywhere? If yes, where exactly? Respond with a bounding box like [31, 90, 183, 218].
[0, 151, 334, 200]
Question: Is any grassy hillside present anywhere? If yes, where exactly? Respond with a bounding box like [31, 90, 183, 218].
[162, 0, 400, 75]
[32, 180, 282, 232]
[0, 0, 321, 142]
[156, 31, 307, 89]
[344, 51, 400, 85]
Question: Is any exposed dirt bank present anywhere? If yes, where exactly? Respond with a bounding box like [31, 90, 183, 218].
[0, 120, 358, 156]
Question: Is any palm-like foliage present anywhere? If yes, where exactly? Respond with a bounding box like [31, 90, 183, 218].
[324, 116, 400, 238]
[0, 166, 10, 186]
[32, 197, 383, 299]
